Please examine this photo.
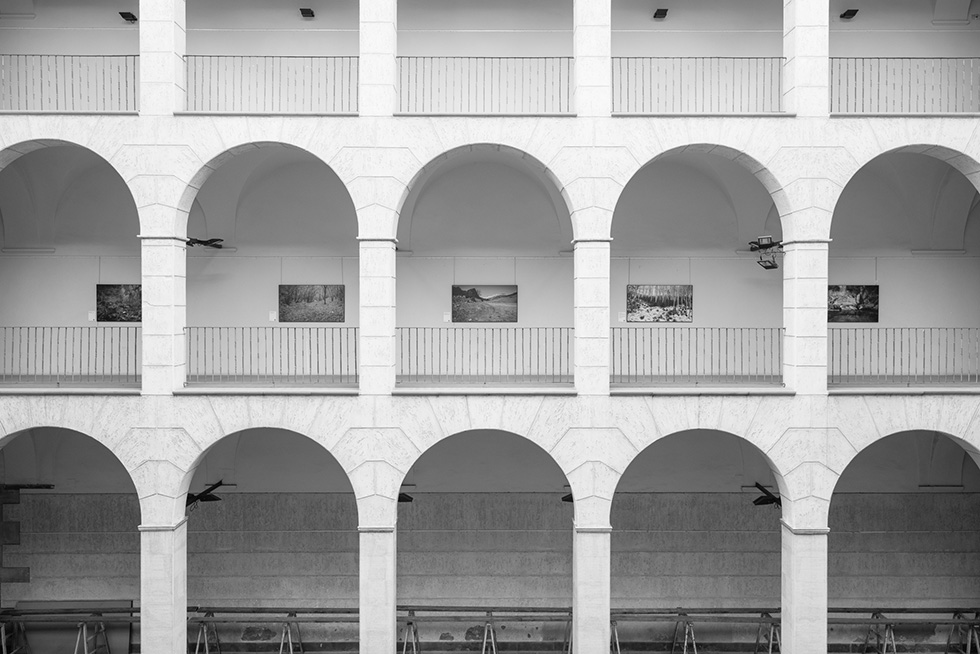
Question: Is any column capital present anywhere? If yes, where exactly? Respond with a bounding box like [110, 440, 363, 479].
[357, 237, 398, 243]
[574, 525, 612, 534]
[572, 238, 613, 245]
[139, 517, 188, 532]
[358, 525, 396, 533]
[782, 238, 831, 248]
[780, 519, 830, 535]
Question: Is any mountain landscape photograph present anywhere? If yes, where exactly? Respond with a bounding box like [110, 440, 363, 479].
[452, 285, 518, 322]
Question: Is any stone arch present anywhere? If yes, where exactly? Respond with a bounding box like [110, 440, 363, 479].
[393, 143, 576, 247]
[174, 141, 357, 239]
[612, 143, 792, 242]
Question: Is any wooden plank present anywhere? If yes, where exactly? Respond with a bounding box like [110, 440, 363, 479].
[0, 567, 30, 583]
[1, 521, 20, 545]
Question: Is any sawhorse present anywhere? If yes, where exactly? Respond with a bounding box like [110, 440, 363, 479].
[277, 614, 304, 654]
[670, 616, 698, 654]
[947, 612, 980, 654]
[754, 612, 780, 654]
[400, 612, 420, 654]
[73, 620, 110, 654]
[863, 613, 897, 654]
[610, 620, 621, 654]
[1, 622, 31, 654]
[193, 613, 221, 654]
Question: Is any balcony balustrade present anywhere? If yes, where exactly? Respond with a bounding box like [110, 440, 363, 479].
[610, 327, 783, 386]
[830, 58, 980, 114]
[0, 55, 139, 112]
[397, 56, 574, 115]
[0, 326, 141, 387]
[396, 327, 573, 385]
[184, 56, 358, 114]
[612, 57, 784, 114]
[828, 327, 980, 387]
[185, 326, 358, 387]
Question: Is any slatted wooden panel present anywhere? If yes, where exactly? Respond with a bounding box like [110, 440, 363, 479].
[0, 55, 138, 112]
[830, 58, 980, 113]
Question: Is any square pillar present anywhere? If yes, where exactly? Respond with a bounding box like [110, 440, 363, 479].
[574, 240, 610, 394]
[360, 0, 398, 116]
[782, 241, 828, 394]
[139, 520, 187, 654]
[781, 521, 829, 654]
[360, 527, 397, 654]
[141, 236, 186, 394]
[573, 0, 612, 116]
[139, 0, 186, 115]
[783, 0, 829, 116]
[359, 239, 397, 394]
[573, 526, 611, 653]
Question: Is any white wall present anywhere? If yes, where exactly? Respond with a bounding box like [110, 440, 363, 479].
[830, 0, 980, 58]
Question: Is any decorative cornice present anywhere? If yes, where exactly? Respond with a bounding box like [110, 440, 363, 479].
[781, 238, 832, 247]
[780, 519, 829, 535]
[139, 517, 188, 532]
[574, 525, 613, 534]
[358, 525, 396, 533]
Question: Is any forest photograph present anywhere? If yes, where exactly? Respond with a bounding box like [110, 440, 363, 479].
[279, 284, 345, 322]
[627, 284, 693, 322]
[452, 285, 518, 322]
[828, 285, 879, 322]
[96, 284, 142, 322]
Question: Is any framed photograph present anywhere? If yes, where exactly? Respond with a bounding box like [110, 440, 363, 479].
[278, 285, 345, 322]
[96, 284, 141, 322]
[828, 285, 879, 323]
[627, 284, 693, 323]
[452, 285, 518, 323]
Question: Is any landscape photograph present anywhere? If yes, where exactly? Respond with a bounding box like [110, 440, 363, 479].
[828, 285, 879, 322]
[278, 284, 345, 322]
[96, 284, 142, 322]
[452, 285, 518, 322]
[627, 284, 694, 322]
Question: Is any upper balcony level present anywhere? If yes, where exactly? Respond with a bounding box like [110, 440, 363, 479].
[0, 0, 978, 117]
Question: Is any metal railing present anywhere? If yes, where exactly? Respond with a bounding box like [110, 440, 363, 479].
[396, 327, 573, 385]
[184, 56, 358, 113]
[828, 328, 980, 386]
[185, 327, 358, 386]
[397, 56, 574, 114]
[612, 57, 784, 114]
[610, 327, 783, 386]
[0, 55, 138, 112]
[0, 326, 141, 386]
[830, 58, 980, 113]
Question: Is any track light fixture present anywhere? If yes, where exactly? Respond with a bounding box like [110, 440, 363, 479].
[752, 482, 781, 508]
[839, 9, 858, 19]
[398, 492, 414, 503]
[185, 237, 224, 249]
[561, 493, 573, 503]
[749, 235, 783, 270]
[186, 480, 227, 511]
[653, 8, 668, 19]
[300, 7, 315, 18]
[119, 11, 137, 23]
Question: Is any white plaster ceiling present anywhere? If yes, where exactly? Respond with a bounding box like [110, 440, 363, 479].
[188, 147, 358, 257]
[397, 150, 574, 256]
[831, 152, 980, 254]
[0, 145, 139, 254]
[612, 151, 781, 255]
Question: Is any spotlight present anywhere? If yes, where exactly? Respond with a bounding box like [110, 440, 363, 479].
[757, 254, 779, 270]
[398, 492, 414, 503]
[119, 11, 137, 23]
[752, 483, 781, 508]
[653, 8, 668, 19]
[300, 7, 315, 18]
[749, 235, 783, 271]
[839, 9, 858, 19]
[561, 493, 573, 503]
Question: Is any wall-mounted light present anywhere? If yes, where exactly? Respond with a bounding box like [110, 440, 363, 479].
[300, 7, 315, 18]
[839, 9, 858, 19]
[119, 11, 138, 23]
[749, 235, 783, 271]
[653, 8, 668, 20]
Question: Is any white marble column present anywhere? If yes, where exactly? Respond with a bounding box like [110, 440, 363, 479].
[359, 0, 398, 116]
[781, 520, 829, 654]
[573, 0, 612, 116]
[139, 0, 186, 115]
[573, 526, 611, 653]
[139, 519, 187, 654]
[783, 0, 829, 116]
[141, 236, 186, 394]
[574, 239, 611, 394]
[360, 527, 397, 654]
[782, 240, 829, 394]
[359, 238, 397, 394]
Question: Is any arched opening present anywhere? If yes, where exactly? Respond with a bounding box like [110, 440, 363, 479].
[610, 149, 784, 387]
[0, 427, 139, 650]
[828, 150, 980, 387]
[0, 143, 142, 388]
[828, 430, 980, 645]
[611, 430, 783, 649]
[397, 429, 573, 644]
[185, 428, 358, 648]
[395, 145, 575, 386]
[184, 144, 359, 387]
